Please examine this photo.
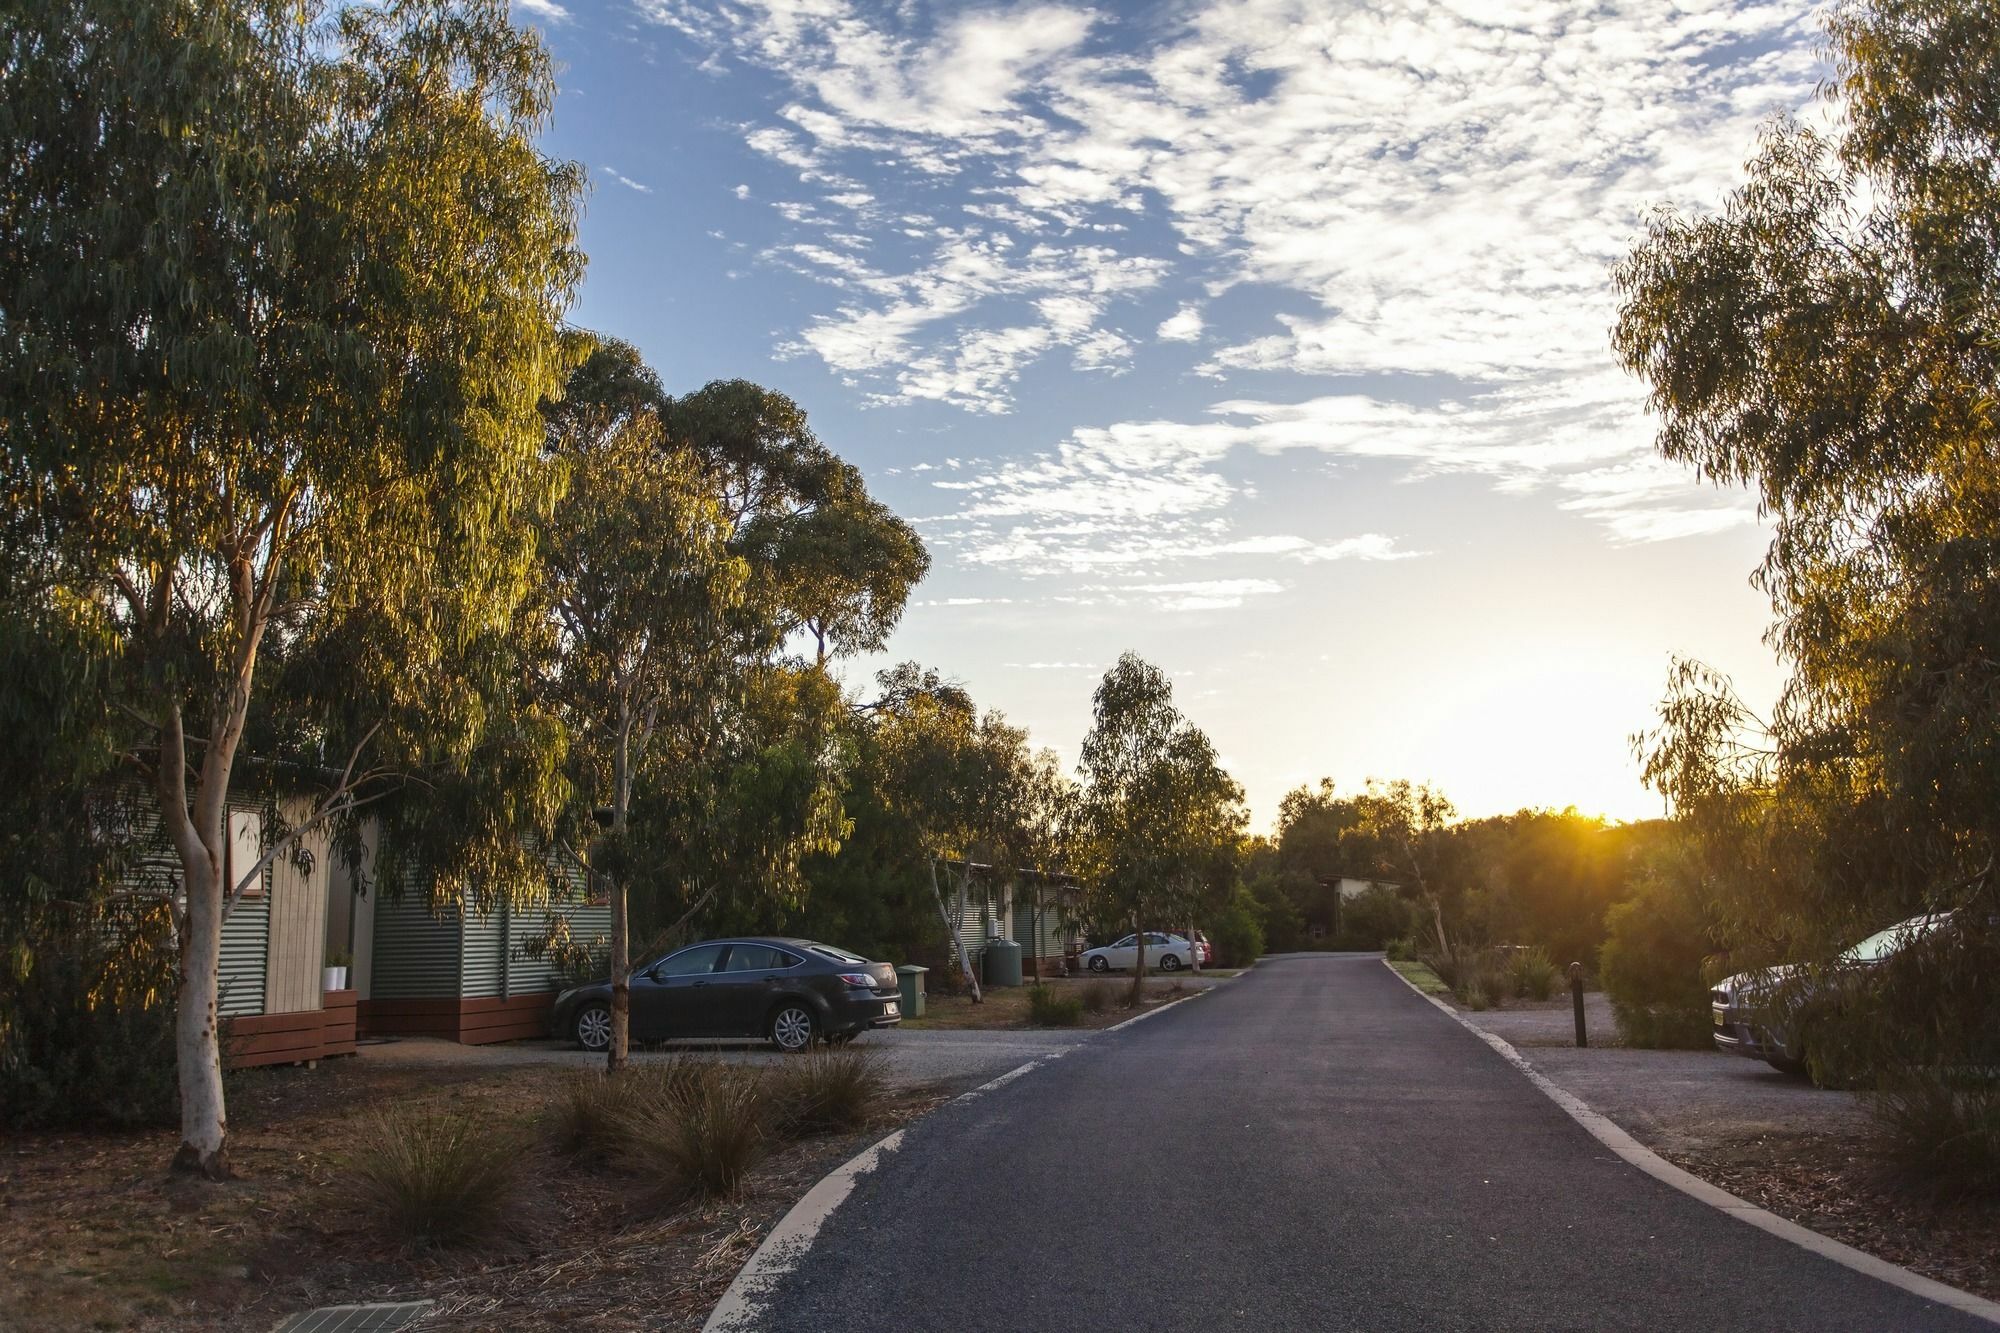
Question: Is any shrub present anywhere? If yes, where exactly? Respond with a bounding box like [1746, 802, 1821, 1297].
[346, 1102, 530, 1249]
[1599, 868, 1715, 1050]
[2, 903, 180, 1131]
[1208, 893, 1266, 966]
[1869, 1074, 2000, 1199]
[766, 1048, 885, 1136]
[619, 1064, 766, 1200]
[1508, 947, 1561, 1001]
[1027, 983, 1083, 1027]
[1079, 979, 1113, 1014]
[1384, 935, 1418, 962]
[1338, 886, 1417, 950]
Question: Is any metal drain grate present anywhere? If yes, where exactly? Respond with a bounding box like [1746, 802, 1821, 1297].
[273, 1300, 434, 1332]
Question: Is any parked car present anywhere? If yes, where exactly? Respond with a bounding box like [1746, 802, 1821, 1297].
[1189, 931, 1212, 966]
[1711, 913, 1950, 1076]
[552, 937, 901, 1054]
[1080, 932, 1197, 973]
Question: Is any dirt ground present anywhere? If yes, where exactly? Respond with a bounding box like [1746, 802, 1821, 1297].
[0, 1058, 950, 1332]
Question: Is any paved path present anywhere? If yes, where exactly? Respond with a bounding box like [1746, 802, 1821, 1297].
[359, 1025, 1089, 1093]
[741, 953, 1989, 1332]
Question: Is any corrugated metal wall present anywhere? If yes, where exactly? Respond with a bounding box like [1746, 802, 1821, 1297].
[369, 894, 462, 1000]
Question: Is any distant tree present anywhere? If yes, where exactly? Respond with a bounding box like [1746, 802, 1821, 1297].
[0, 0, 582, 1175]
[1076, 654, 1246, 1002]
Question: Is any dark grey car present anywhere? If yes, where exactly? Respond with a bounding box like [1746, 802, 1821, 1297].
[551, 937, 901, 1054]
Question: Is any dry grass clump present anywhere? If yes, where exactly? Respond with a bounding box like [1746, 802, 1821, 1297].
[546, 1059, 718, 1162]
[345, 1100, 532, 1249]
[1027, 983, 1084, 1027]
[1079, 979, 1113, 1014]
[1871, 1075, 2000, 1200]
[766, 1047, 885, 1136]
[617, 1063, 766, 1201]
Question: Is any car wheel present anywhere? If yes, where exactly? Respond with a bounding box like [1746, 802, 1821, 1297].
[1160, 953, 1183, 972]
[1088, 955, 1109, 973]
[574, 1002, 612, 1053]
[769, 1003, 816, 1054]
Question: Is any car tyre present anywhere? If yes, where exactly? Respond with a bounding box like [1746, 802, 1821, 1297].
[1088, 955, 1109, 973]
[769, 1002, 816, 1054]
[1160, 953, 1183, 972]
[574, 1002, 612, 1053]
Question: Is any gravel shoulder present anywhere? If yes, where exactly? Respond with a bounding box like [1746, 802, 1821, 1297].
[1450, 975, 1997, 1305]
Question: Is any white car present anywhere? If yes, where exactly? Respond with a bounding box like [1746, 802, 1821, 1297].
[1081, 932, 1197, 973]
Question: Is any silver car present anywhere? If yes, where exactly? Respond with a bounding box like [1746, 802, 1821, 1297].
[1711, 913, 1949, 1075]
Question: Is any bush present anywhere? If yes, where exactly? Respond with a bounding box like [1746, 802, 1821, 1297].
[1208, 894, 1266, 967]
[1508, 946, 1561, 1001]
[1600, 868, 1715, 1049]
[1338, 886, 1416, 950]
[2, 904, 180, 1131]
[766, 1048, 885, 1136]
[1027, 982, 1084, 1027]
[1869, 1074, 2000, 1199]
[1384, 935, 1418, 962]
[619, 1063, 766, 1200]
[1079, 979, 1113, 1014]
[346, 1102, 530, 1249]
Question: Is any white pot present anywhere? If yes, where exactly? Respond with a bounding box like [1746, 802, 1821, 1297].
[323, 966, 348, 992]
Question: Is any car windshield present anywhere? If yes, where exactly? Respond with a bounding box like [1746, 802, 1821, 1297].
[1840, 913, 1949, 963]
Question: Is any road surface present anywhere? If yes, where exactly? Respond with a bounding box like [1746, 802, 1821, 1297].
[737, 952, 1990, 1332]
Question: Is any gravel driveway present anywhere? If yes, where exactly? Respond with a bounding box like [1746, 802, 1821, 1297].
[357, 1024, 1094, 1094]
[1451, 978, 1870, 1155]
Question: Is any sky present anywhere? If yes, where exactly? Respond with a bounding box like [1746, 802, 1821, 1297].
[513, 0, 1822, 831]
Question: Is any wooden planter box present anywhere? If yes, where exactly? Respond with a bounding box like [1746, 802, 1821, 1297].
[222, 989, 358, 1070]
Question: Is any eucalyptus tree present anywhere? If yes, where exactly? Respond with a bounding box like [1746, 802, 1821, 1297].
[538, 360, 746, 1073]
[668, 381, 929, 663]
[1076, 654, 1246, 1002]
[0, 0, 582, 1175]
[1615, 0, 2000, 946]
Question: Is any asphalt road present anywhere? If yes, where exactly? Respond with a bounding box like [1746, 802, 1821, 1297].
[739, 953, 1990, 1332]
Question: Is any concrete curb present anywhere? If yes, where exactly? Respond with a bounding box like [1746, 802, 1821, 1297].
[1381, 959, 2000, 1326]
[704, 987, 1210, 1330]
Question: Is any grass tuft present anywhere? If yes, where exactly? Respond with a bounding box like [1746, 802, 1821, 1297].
[1027, 983, 1084, 1027]
[766, 1048, 886, 1136]
[1870, 1074, 2000, 1200]
[345, 1101, 530, 1249]
[1509, 947, 1561, 1001]
[1078, 979, 1113, 1014]
[618, 1063, 766, 1200]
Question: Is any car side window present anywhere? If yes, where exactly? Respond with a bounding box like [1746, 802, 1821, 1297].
[657, 943, 726, 977]
[1146, 933, 1170, 946]
[1114, 935, 1135, 948]
[722, 944, 796, 972]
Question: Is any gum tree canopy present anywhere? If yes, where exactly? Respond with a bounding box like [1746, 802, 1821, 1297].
[1614, 0, 2000, 936]
[0, 0, 583, 1176]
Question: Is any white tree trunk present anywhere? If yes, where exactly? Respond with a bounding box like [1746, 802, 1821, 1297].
[172, 837, 230, 1178]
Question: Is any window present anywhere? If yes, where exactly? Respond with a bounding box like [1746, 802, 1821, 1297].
[1113, 935, 1135, 948]
[1146, 933, 1172, 946]
[809, 944, 869, 965]
[656, 943, 726, 977]
[722, 944, 800, 972]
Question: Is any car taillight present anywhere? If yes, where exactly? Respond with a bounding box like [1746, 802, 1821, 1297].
[838, 973, 876, 989]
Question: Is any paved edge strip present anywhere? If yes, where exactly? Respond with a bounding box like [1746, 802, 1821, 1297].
[705, 989, 1210, 1331]
[1380, 958, 2000, 1326]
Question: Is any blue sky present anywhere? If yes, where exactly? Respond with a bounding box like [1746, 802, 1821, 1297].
[515, 0, 1821, 828]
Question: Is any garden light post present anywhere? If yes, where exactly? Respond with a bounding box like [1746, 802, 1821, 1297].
[1570, 962, 1587, 1048]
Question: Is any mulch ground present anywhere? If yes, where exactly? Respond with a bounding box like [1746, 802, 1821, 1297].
[1663, 1130, 2000, 1303]
[0, 1058, 950, 1332]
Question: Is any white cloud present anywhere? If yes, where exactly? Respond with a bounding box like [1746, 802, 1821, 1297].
[644, 0, 1813, 559]
[600, 165, 653, 195]
[514, 0, 568, 22]
[1157, 303, 1204, 342]
[733, 183, 751, 199]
